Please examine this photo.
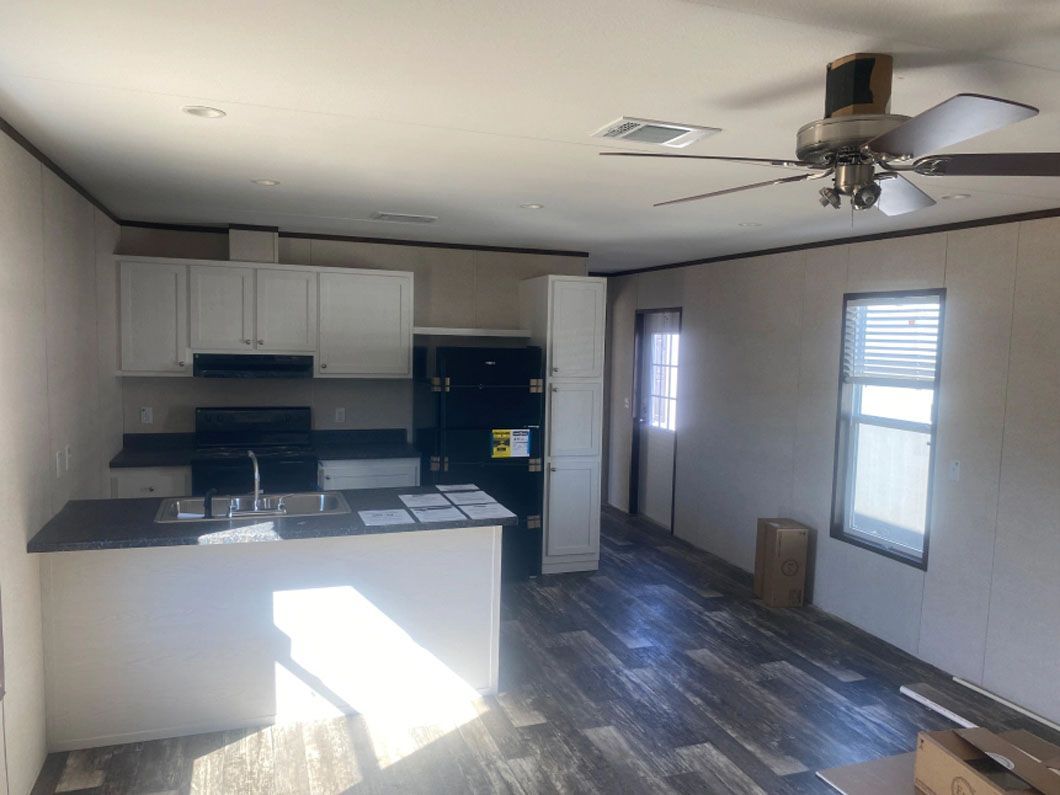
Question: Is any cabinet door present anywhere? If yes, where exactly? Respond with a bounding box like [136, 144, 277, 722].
[545, 457, 600, 557]
[549, 279, 605, 379]
[549, 381, 602, 457]
[255, 269, 318, 352]
[110, 467, 190, 498]
[189, 265, 254, 351]
[120, 261, 189, 373]
[318, 272, 412, 377]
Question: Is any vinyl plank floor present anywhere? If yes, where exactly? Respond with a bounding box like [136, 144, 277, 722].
[33, 507, 1060, 794]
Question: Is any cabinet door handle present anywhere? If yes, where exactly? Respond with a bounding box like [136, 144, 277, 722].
[321, 363, 328, 370]
[551, 386, 558, 392]
[177, 361, 185, 367]
[551, 366, 559, 373]
[257, 339, 264, 346]
[243, 339, 252, 345]
[550, 467, 557, 472]
[145, 486, 155, 493]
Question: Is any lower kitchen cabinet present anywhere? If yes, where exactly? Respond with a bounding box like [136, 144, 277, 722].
[110, 467, 191, 499]
[318, 458, 420, 490]
[544, 456, 600, 562]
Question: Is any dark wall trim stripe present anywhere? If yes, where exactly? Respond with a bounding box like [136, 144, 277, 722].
[278, 231, 590, 258]
[592, 206, 1060, 277]
[228, 223, 280, 233]
[0, 116, 120, 224]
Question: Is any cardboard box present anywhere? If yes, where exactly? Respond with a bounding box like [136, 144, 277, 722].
[914, 728, 1060, 795]
[754, 518, 809, 607]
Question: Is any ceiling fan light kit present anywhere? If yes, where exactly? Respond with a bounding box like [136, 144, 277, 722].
[603, 52, 1057, 217]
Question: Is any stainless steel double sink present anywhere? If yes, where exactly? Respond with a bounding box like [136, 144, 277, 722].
[155, 491, 351, 523]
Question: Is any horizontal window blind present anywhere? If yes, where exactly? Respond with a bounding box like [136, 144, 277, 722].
[843, 296, 941, 386]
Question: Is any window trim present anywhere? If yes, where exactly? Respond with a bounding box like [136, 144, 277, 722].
[829, 288, 946, 570]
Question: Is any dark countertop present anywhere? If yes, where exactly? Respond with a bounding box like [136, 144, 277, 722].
[28, 486, 517, 553]
[109, 429, 419, 468]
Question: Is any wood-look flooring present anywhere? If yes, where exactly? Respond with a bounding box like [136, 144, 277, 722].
[33, 508, 1060, 794]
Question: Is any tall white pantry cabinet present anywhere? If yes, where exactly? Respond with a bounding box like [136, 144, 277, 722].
[520, 275, 606, 574]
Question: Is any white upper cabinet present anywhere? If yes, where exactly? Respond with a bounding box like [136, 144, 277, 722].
[189, 265, 255, 351]
[549, 278, 605, 379]
[120, 261, 188, 374]
[317, 270, 413, 378]
[255, 268, 318, 352]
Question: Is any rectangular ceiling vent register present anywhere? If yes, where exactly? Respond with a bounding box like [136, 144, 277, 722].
[370, 211, 439, 224]
[593, 117, 720, 148]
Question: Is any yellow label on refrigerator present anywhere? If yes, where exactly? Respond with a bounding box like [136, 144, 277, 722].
[491, 428, 530, 458]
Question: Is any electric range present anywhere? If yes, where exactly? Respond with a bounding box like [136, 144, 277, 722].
[191, 407, 319, 495]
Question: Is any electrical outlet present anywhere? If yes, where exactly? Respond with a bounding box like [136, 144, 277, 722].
[55, 450, 63, 478]
[64, 445, 71, 471]
[334, 407, 346, 424]
[140, 406, 153, 425]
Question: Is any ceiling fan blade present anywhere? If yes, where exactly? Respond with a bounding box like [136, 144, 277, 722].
[866, 93, 1038, 159]
[913, 152, 1060, 177]
[654, 173, 814, 207]
[600, 152, 813, 169]
[877, 174, 936, 216]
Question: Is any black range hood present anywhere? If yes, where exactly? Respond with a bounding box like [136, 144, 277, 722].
[192, 353, 314, 379]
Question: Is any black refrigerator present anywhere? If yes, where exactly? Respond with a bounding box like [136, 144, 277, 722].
[414, 346, 544, 580]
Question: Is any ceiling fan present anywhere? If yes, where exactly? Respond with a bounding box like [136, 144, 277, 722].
[601, 53, 1060, 216]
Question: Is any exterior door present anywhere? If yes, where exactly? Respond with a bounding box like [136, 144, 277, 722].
[255, 268, 318, 352]
[549, 278, 605, 379]
[634, 309, 681, 530]
[189, 265, 255, 351]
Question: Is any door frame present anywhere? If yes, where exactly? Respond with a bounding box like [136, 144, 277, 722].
[628, 307, 682, 532]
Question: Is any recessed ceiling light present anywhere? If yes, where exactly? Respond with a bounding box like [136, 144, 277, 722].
[738, 221, 762, 227]
[520, 203, 544, 210]
[252, 179, 280, 187]
[182, 105, 226, 119]
[941, 193, 971, 200]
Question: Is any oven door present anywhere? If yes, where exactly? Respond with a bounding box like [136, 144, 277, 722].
[192, 457, 319, 496]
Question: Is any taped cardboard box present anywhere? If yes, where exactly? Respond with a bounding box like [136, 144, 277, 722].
[754, 518, 809, 607]
[914, 728, 1060, 795]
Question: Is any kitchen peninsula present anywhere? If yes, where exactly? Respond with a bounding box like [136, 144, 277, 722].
[30, 487, 516, 752]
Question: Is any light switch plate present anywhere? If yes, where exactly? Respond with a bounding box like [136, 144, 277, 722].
[334, 407, 346, 424]
[140, 406, 153, 425]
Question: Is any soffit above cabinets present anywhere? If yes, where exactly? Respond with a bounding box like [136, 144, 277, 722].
[2, 0, 1059, 272]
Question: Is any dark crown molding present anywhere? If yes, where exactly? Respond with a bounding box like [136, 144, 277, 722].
[593, 206, 1060, 277]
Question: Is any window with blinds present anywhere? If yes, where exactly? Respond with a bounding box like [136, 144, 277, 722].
[831, 290, 945, 568]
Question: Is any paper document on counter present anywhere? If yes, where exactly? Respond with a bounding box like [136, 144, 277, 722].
[459, 503, 516, 520]
[399, 493, 450, 508]
[444, 490, 497, 505]
[410, 506, 466, 522]
[358, 509, 413, 526]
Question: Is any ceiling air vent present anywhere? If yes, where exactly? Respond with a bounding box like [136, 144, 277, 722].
[592, 117, 720, 148]
[370, 211, 438, 224]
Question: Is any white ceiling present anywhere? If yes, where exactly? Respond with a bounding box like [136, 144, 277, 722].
[1, 0, 1059, 272]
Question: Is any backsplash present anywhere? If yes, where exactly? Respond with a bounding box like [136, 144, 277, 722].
[121, 378, 412, 435]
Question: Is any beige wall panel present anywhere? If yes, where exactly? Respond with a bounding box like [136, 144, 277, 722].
[604, 275, 637, 510]
[636, 266, 685, 310]
[672, 253, 803, 570]
[277, 235, 310, 264]
[0, 137, 50, 795]
[790, 244, 848, 602]
[122, 377, 412, 436]
[43, 171, 101, 510]
[918, 225, 1017, 679]
[95, 212, 124, 467]
[117, 227, 228, 260]
[845, 232, 947, 291]
[984, 217, 1060, 722]
[473, 252, 585, 328]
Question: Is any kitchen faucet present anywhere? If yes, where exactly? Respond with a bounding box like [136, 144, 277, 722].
[247, 450, 261, 510]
